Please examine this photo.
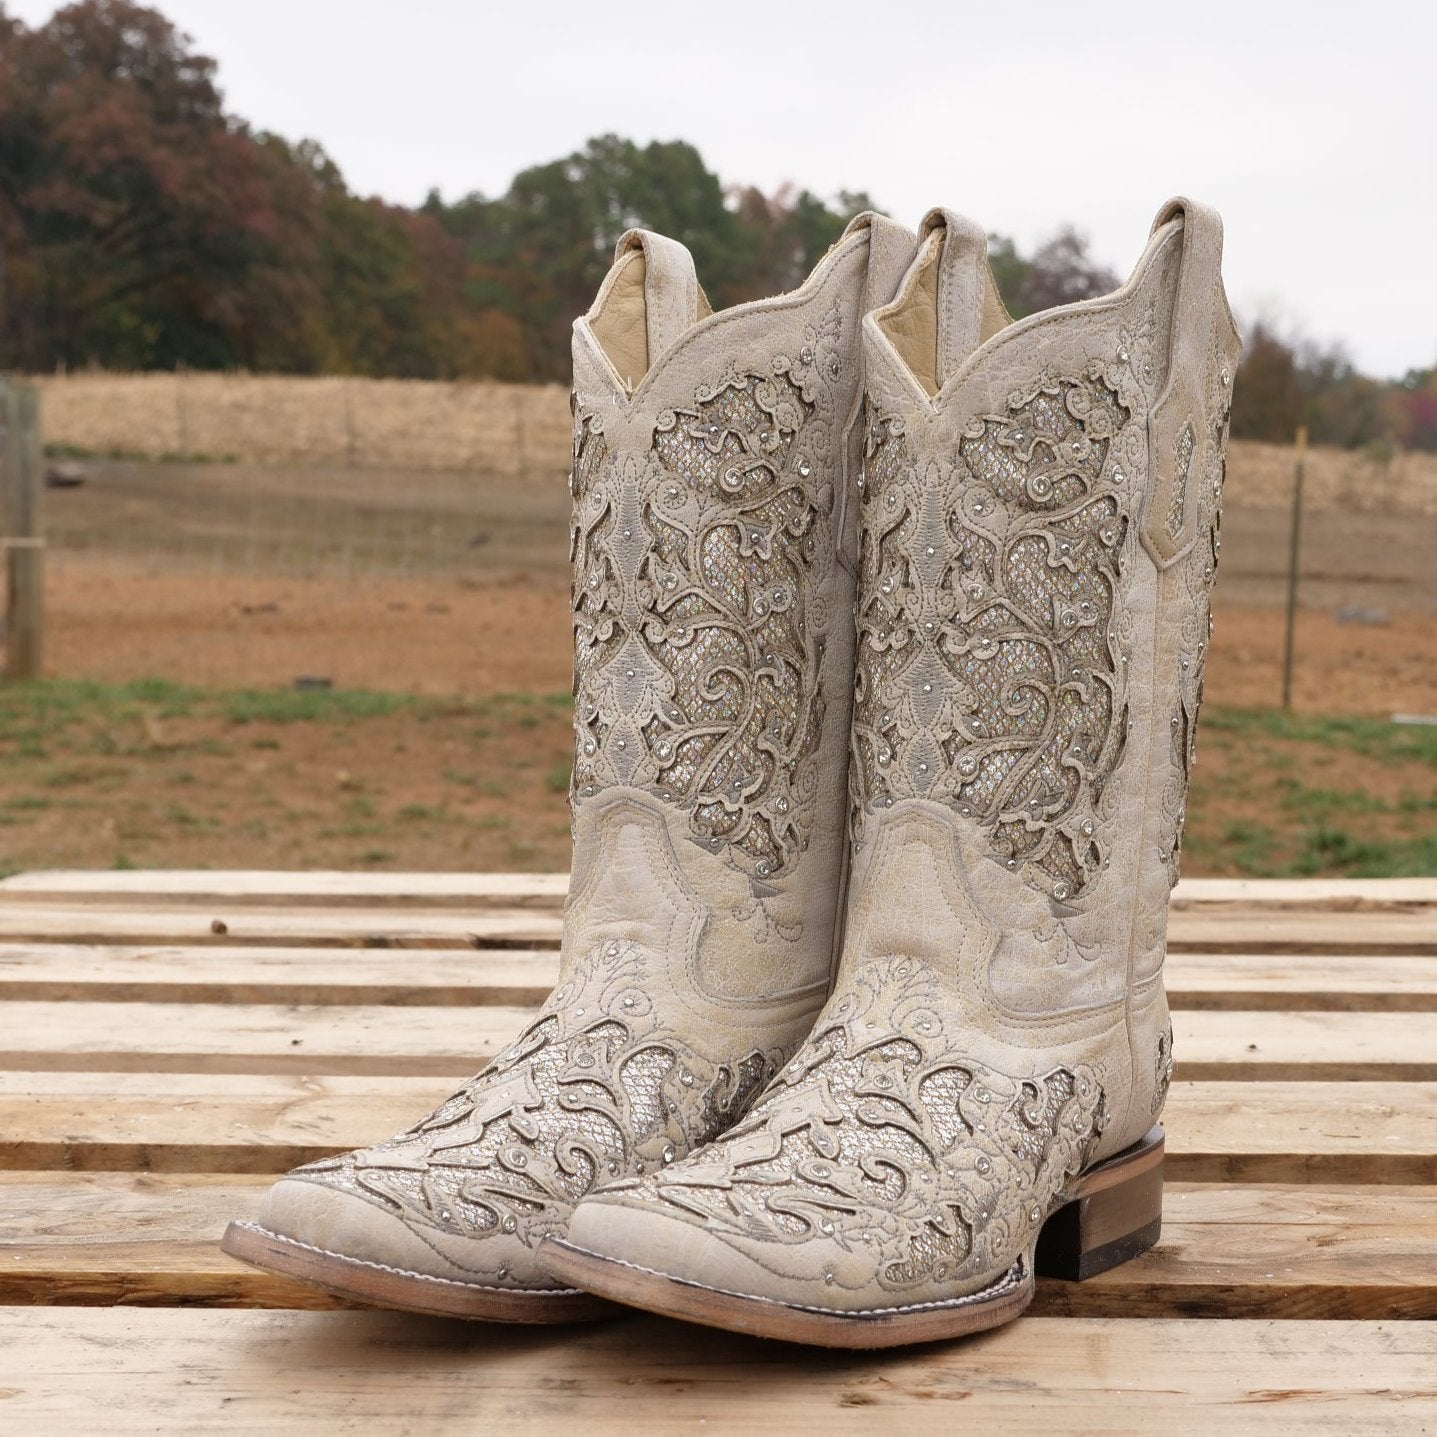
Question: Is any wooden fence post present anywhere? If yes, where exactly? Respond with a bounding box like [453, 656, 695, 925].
[2, 381, 44, 681]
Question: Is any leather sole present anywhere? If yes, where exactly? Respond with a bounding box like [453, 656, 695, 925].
[220, 1220, 621, 1323]
[540, 1126, 1165, 1348]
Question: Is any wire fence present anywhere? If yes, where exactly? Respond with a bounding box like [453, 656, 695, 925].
[36, 375, 573, 580]
[27, 374, 1437, 578]
[5, 374, 1436, 714]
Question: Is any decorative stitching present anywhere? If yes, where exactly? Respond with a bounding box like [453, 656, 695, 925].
[286, 941, 780, 1257]
[232, 1222, 585, 1297]
[548, 1235, 1028, 1318]
[613, 956, 1106, 1298]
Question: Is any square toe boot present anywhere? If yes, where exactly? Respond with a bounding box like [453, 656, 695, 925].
[220, 213, 916, 1320]
[542, 199, 1241, 1346]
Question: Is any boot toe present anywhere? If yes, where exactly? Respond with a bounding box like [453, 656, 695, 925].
[558, 1190, 843, 1312]
[247, 1173, 565, 1294]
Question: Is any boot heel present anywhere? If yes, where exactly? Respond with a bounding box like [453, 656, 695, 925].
[1034, 1125, 1164, 1281]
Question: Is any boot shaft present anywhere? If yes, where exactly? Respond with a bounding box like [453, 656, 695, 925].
[565, 215, 914, 1000]
[845, 199, 1239, 1111]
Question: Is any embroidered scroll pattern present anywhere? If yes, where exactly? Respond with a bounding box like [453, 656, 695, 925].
[288, 942, 778, 1252]
[852, 370, 1134, 899]
[620, 957, 1106, 1295]
[570, 321, 845, 878]
[1157, 358, 1235, 881]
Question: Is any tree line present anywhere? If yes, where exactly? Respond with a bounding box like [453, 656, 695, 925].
[1, 0, 1432, 452]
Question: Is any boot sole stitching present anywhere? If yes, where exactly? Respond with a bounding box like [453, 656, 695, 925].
[549, 1235, 1027, 1318]
[231, 1222, 586, 1298]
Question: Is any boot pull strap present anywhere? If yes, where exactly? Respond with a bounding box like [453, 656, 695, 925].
[920, 208, 1005, 388]
[1142, 196, 1236, 567]
[612, 229, 701, 373]
[842, 211, 918, 315]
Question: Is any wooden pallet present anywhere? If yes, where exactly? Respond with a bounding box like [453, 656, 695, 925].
[1, 871, 1434, 1433]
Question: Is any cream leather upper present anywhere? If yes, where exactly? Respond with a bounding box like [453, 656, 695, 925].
[248, 213, 919, 1296]
[560, 199, 1241, 1316]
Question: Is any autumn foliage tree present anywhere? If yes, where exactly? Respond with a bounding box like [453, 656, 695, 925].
[0, 0, 1430, 449]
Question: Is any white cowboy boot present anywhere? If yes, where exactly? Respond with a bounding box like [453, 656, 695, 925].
[221, 213, 916, 1319]
[542, 199, 1240, 1346]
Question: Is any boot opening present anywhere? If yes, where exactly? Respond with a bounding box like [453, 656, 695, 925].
[587, 247, 713, 393]
[877, 232, 944, 397]
[588, 248, 652, 392]
[876, 223, 1012, 399]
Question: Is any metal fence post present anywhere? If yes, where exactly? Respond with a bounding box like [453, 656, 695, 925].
[1280, 425, 1307, 711]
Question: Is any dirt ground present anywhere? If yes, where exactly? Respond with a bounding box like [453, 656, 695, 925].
[41, 498, 1437, 714]
[3, 468, 1433, 877]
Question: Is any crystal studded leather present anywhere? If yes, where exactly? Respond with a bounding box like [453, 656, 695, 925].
[221, 212, 917, 1316]
[549, 199, 1241, 1338]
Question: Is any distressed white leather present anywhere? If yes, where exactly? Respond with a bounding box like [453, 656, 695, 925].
[235, 212, 918, 1304]
[557, 199, 1241, 1323]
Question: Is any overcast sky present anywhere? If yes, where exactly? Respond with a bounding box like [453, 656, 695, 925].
[12, 0, 1435, 377]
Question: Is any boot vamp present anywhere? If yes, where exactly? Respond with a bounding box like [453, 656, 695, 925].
[259, 937, 815, 1288]
[566, 953, 1108, 1312]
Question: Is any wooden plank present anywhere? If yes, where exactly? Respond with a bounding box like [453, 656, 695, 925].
[3, 999, 1431, 1080]
[2, 943, 1433, 1012]
[1170, 877, 1437, 908]
[0, 899, 1429, 954]
[0, 943, 561, 1006]
[1035, 1182, 1437, 1318]
[1165, 907, 1437, 955]
[2, 1174, 1431, 1320]
[1167, 1080, 1437, 1184]
[0, 904, 563, 949]
[0, 870, 570, 909]
[1174, 1010, 1437, 1081]
[0, 1072, 456, 1173]
[2, 1309, 1432, 1434]
[4, 870, 1434, 909]
[3, 1074, 1431, 1182]
[1164, 952, 1437, 1011]
[0, 999, 534, 1077]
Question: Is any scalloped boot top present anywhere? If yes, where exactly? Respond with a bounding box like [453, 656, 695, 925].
[219, 214, 918, 1319]
[542, 198, 1241, 1347]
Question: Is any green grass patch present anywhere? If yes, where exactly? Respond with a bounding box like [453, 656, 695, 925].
[220, 688, 414, 725]
[1203, 707, 1437, 767]
[1191, 704, 1437, 877]
[1287, 824, 1437, 878]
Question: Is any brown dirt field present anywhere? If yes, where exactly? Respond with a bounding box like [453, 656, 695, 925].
[4, 432, 1434, 877]
[0, 550, 1428, 878]
[34, 560, 1437, 718]
[39, 490, 1437, 715]
[46, 562, 572, 698]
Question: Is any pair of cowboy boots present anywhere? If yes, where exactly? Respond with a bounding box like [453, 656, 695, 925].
[224, 196, 1239, 1348]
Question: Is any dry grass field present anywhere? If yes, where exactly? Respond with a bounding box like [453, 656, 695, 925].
[3, 375, 1434, 878]
[36, 373, 570, 473]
